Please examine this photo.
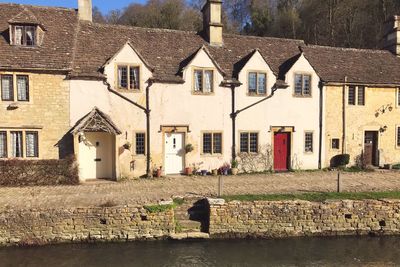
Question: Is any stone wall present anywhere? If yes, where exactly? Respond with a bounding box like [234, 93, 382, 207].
[208, 199, 400, 238]
[0, 206, 174, 246]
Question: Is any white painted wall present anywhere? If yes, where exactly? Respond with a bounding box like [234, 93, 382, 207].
[69, 46, 322, 178]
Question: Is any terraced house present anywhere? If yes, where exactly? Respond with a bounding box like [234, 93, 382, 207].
[0, 0, 399, 181]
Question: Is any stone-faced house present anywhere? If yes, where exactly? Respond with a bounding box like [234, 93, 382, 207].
[0, 0, 399, 181]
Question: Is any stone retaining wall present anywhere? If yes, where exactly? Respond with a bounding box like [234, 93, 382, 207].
[208, 199, 400, 238]
[0, 206, 174, 246]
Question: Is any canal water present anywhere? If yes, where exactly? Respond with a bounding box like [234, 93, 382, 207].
[1, 236, 400, 267]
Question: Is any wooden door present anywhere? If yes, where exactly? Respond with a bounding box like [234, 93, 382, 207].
[164, 133, 185, 174]
[364, 131, 378, 166]
[274, 133, 290, 171]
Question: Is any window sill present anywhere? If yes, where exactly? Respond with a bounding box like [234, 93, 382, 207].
[247, 92, 267, 97]
[293, 94, 312, 98]
[201, 153, 223, 157]
[192, 91, 214, 96]
[115, 88, 141, 93]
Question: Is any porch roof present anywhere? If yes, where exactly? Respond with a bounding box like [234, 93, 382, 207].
[70, 107, 122, 135]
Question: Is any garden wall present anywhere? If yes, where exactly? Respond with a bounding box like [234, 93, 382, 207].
[0, 157, 79, 186]
[0, 205, 174, 246]
[208, 199, 400, 238]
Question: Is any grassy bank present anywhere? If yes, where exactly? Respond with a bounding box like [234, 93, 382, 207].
[223, 191, 400, 202]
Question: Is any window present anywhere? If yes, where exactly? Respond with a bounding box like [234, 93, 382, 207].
[357, 86, 365, 106]
[118, 65, 140, 90]
[294, 74, 311, 97]
[135, 133, 146, 155]
[248, 72, 267, 95]
[331, 138, 340, 150]
[1, 75, 14, 101]
[17, 75, 29, 101]
[194, 69, 213, 93]
[202, 132, 222, 154]
[240, 132, 258, 153]
[397, 88, 400, 107]
[0, 132, 7, 158]
[305, 132, 313, 153]
[13, 25, 36, 46]
[348, 86, 356, 105]
[26, 131, 38, 157]
[10, 131, 23, 158]
[397, 127, 400, 147]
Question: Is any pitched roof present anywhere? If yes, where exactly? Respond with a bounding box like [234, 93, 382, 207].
[302, 45, 400, 85]
[70, 107, 122, 135]
[0, 3, 78, 71]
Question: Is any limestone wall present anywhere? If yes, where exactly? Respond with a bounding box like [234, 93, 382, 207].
[0, 206, 174, 246]
[208, 199, 400, 238]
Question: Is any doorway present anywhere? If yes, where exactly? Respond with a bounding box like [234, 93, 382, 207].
[364, 131, 379, 167]
[274, 132, 291, 171]
[164, 132, 185, 174]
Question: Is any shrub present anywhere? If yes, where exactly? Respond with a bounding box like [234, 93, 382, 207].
[330, 154, 350, 168]
[0, 156, 79, 187]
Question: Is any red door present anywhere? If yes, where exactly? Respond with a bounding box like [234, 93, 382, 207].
[274, 133, 290, 171]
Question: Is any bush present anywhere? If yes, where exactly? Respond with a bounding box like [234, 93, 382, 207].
[0, 156, 79, 186]
[330, 154, 350, 168]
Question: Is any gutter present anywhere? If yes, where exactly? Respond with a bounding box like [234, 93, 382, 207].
[342, 77, 348, 154]
[318, 81, 324, 169]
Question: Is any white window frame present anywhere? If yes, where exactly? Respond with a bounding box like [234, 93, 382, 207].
[12, 25, 37, 46]
[193, 68, 214, 94]
[117, 65, 140, 91]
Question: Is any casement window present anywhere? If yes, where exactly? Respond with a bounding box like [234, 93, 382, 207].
[240, 132, 258, 153]
[1, 75, 14, 101]
[357, 86, 365, 105]
[194, 69, 213, 93]
[248, 72, 267, 95]
[202, 132, 222, 154]
[331, 138, 340, 150]
[304, 132, 314, 153]
[118, 65, 140, 90]
[10, 131, 23, 158]
[13, 25, 36, 46]
[294, 74, 311, 97]
[135, 132, 146, 155]
[349, 86, 365, 106]
[26, 131, 38, 157]
[17, 75, 29, 101]
[397, 126, 400, 147]
[397, 88, 400, 107]
[0, 132, 7, 158]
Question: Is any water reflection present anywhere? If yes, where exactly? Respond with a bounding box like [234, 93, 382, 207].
[1, 236, 400, 267]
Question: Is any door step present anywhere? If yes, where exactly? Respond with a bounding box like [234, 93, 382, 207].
[170, 232, 210, 240]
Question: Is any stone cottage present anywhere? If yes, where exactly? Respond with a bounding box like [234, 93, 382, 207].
[0, 0, 399, 181]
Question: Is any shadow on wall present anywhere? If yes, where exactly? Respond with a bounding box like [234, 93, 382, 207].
[56, 132, 74, 159]
[0, 28, 9, 43]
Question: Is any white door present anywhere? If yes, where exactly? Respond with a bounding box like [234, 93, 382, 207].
[78, 132, 113, 180]
[164, 133, 185, 174]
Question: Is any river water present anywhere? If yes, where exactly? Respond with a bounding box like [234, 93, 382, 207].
[1, 236, 399, 267]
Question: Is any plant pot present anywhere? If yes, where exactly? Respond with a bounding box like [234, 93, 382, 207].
[212, 169, 218, 176]
[154, 169, 162, 178]
[231, 168, 239, 175]
[201, 170, 208, 176]
[185, 167, 193, 176]
[223, 169, 228, 176]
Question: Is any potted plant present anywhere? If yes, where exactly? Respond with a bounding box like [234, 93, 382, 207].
[185, 166, 193, 176]
[153, 166, 162, 178]
[201, 169, 208, 176]
[212, 169, 218, 176]
[231, 159, 239, 175]
[185, 144, 194, 154]
[219, 163, 230, 176]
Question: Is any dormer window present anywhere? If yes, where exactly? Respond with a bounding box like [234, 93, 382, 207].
[13, 25, 36, 46]
[248, 72, 267, 95]
[117, 65, 140, 90]
[193, 69, 214, 94]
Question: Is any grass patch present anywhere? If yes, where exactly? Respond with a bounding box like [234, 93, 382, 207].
[223, 191, 400, 203]
[144, 203, 176, 213]
[173, 198, 185, 206]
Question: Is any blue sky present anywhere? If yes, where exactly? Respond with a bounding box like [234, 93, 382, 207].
[0, 0, 146, 13]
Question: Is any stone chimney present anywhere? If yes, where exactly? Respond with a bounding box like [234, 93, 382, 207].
[202, 0, 223, 47]
[78, 0, 92, 22]
[383, 15, 400, 56]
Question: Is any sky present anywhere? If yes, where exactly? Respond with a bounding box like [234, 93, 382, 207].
[0, 0, 146, 13]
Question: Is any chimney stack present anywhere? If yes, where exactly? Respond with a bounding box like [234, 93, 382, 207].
[383, 15, 400, 56]
[78, 0, 93, 22]
[202, 0, 223, 47]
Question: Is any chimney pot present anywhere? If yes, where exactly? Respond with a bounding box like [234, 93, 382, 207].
[383, 15, 400, 56]
[202, 0, 223, 47]
[78, 0, 92, 22]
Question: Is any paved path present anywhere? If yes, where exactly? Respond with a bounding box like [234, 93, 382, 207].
[0, 170, 400, 209]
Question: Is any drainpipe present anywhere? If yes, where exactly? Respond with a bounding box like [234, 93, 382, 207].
[145, 80, 153, 178]
[342, 76, 347, 154]
[230, 84, 237, 160]
[318, 81, 324, 169]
